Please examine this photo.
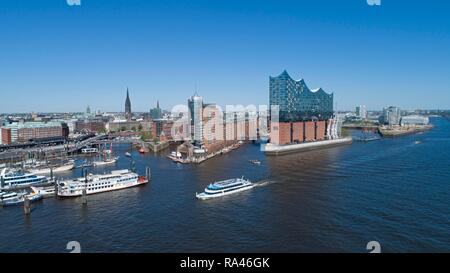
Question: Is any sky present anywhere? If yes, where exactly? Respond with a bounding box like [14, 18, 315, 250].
[0, 0, 450, 113]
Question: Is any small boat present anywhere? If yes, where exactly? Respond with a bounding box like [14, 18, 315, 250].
[93, 156, 119, 167]
[125, 152, 132, 158]
[31, 186, 56, 198]
[79, 162, 94, 168]
[415, 140, 422, 145]
[0, 192, 24, 202]
[139, 148, 146, 154]
[249, 159, 261, 165]
[196, 177, 254, 200]
[1, 191, 43, 207]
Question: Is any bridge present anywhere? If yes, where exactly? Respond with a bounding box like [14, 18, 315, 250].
[67, 135, 147, 153]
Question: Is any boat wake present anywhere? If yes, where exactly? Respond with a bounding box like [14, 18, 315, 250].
[253, 179, 277, 187]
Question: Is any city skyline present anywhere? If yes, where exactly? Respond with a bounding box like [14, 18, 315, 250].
[1, 1, 450, 113]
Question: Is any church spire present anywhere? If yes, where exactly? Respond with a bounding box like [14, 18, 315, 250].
[125, 87, 132, 121]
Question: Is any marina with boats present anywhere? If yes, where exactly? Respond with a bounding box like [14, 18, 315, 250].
[0, 143, 152, 209]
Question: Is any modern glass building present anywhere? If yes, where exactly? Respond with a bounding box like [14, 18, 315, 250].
[269, 70, 333, 122]
[380, 106, 401, 126]
[188, 93, 204, 145]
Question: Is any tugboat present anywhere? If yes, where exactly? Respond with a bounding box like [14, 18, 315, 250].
[196, 177, 254, 200]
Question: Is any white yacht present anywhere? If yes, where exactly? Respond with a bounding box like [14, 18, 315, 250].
[57, 169, 148, 197]
[0, 168, 51, 189]
[196, 177, 254, 200]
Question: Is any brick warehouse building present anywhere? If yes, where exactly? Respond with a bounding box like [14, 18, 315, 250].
[269, 71, 333, 145]
[1, 121, 69, 144]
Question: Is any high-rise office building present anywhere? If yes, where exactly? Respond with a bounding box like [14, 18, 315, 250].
[188, 93, 203, 145]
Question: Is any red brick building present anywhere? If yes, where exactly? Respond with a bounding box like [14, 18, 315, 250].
[1, 128, 12, 145]
[75, 120, 106, 133]
[270, 120, 328, 145]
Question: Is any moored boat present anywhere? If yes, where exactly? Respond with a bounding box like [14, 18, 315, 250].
[93, 156, 119, 167]
[27, 160, 75, 175]
[1, 168, 51, 189]
[1, 191, 43, 207]
[57, 169, 149, 197]
[31, 186, 56, 198]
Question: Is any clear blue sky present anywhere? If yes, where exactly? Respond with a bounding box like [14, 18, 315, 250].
[1, 0, 449, 113]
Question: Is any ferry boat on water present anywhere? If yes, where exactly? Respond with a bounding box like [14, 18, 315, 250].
[196, 177, 254, 200]
[57, 169, 148, 197]
[0, 168, 51, 189]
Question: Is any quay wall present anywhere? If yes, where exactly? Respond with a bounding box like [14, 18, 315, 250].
[263, 137, 353, 156]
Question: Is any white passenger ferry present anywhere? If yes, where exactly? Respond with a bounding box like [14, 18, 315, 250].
[57, 169, 148, 197]
[196, 177, 254, 200]
[0, 168, 51, 189]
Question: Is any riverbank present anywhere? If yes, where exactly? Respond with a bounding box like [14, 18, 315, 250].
[378, 125, 433, 137]
[342, 123, 379, 130]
